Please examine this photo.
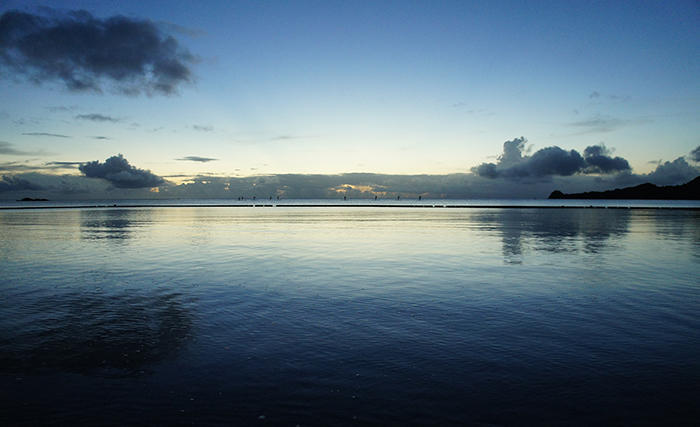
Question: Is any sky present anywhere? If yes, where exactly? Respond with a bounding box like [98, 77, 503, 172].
[1, 0, 698, 199]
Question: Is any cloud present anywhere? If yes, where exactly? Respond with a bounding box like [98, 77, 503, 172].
[45, 105, 78, 113]
[582, 144, 630, 174]
[644, 157, 699, 186]
[0, 175, 44, 192]
[0, 9, 195, 95]
[91, 136, 110, 140]
[587, 91, 630, 102]
[0, 141, 33, 155]
[607, 94, 631, 102]
[79, 154, 164, 188]
[157, 21, 205, 38]
[75, 113, 119, 122]
[45, 161, 83, 168]
[269, 134, 314, 141]
[176, 156, 218, 163]
[230, 133, 317, 145]
[498, 136, 526, 167]
[192, 125, 213, 132]
[473, 138, 631, 179]
[3, 163, 697, 200]
[0, 160, 74, 173]
[22, 132, 70, 138]
[690, 146, 700, 162]
[568, 115, 629, 133]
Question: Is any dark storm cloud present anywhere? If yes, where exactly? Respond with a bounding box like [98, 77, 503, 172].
[0, 9, 194, 95]
[22, 132, 69, 138]
[0, 174, 44, 192]
[473, 138, 631, 179]
[690, 145, 700, 162]
[75, 113, 119, 122]
[582, 145, 630, 174]
[176, 156, 218, 163]
[79, 154, 164, 188]
[644, 157, 699, 186]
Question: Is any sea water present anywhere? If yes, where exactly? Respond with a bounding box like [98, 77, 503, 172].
[1, 206, 698, 425]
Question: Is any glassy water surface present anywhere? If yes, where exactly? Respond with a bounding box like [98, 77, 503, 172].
[1, 207, 698, 425]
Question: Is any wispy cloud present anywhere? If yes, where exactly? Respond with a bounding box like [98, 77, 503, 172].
[588, 90, 630, 102]
[45, 105, 78, 113]
[176, 156, 218, 163]
[45, 161, 83, 168]
[13, 118, 42, 126]
[91, 136, 111, 140]
[449, 103, 491, 116]
[0, 141, 45, 155]
[607, 94, 631, 102]
[0, 160, 77, 173]
[75, 114, 120, 123]
[157, 21, 206, 38]
[567, 115, 640, 134]
[192, 125, 213, 132]
[269, 135, 297, 141]
[22, 132, 70, 138]
[269, 134, 318, 141]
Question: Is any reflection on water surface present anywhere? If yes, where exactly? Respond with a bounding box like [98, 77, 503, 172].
[1, 207, 698, 425]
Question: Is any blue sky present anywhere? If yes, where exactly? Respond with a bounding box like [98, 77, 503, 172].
[0, 0, 698, 198]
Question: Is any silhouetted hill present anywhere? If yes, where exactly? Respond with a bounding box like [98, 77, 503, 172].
[549, 176, 700, 200]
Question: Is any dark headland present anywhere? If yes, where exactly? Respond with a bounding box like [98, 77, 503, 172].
[549, 176, 700, 200]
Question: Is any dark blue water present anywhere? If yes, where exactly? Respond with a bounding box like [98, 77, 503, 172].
[1, 207, 698, 425]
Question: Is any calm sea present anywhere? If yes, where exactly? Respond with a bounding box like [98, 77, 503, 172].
[1, 204, 698, 425]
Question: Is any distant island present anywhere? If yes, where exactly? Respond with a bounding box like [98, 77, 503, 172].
[16, 197, 49, 202]
[549, 176, 700, 200]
